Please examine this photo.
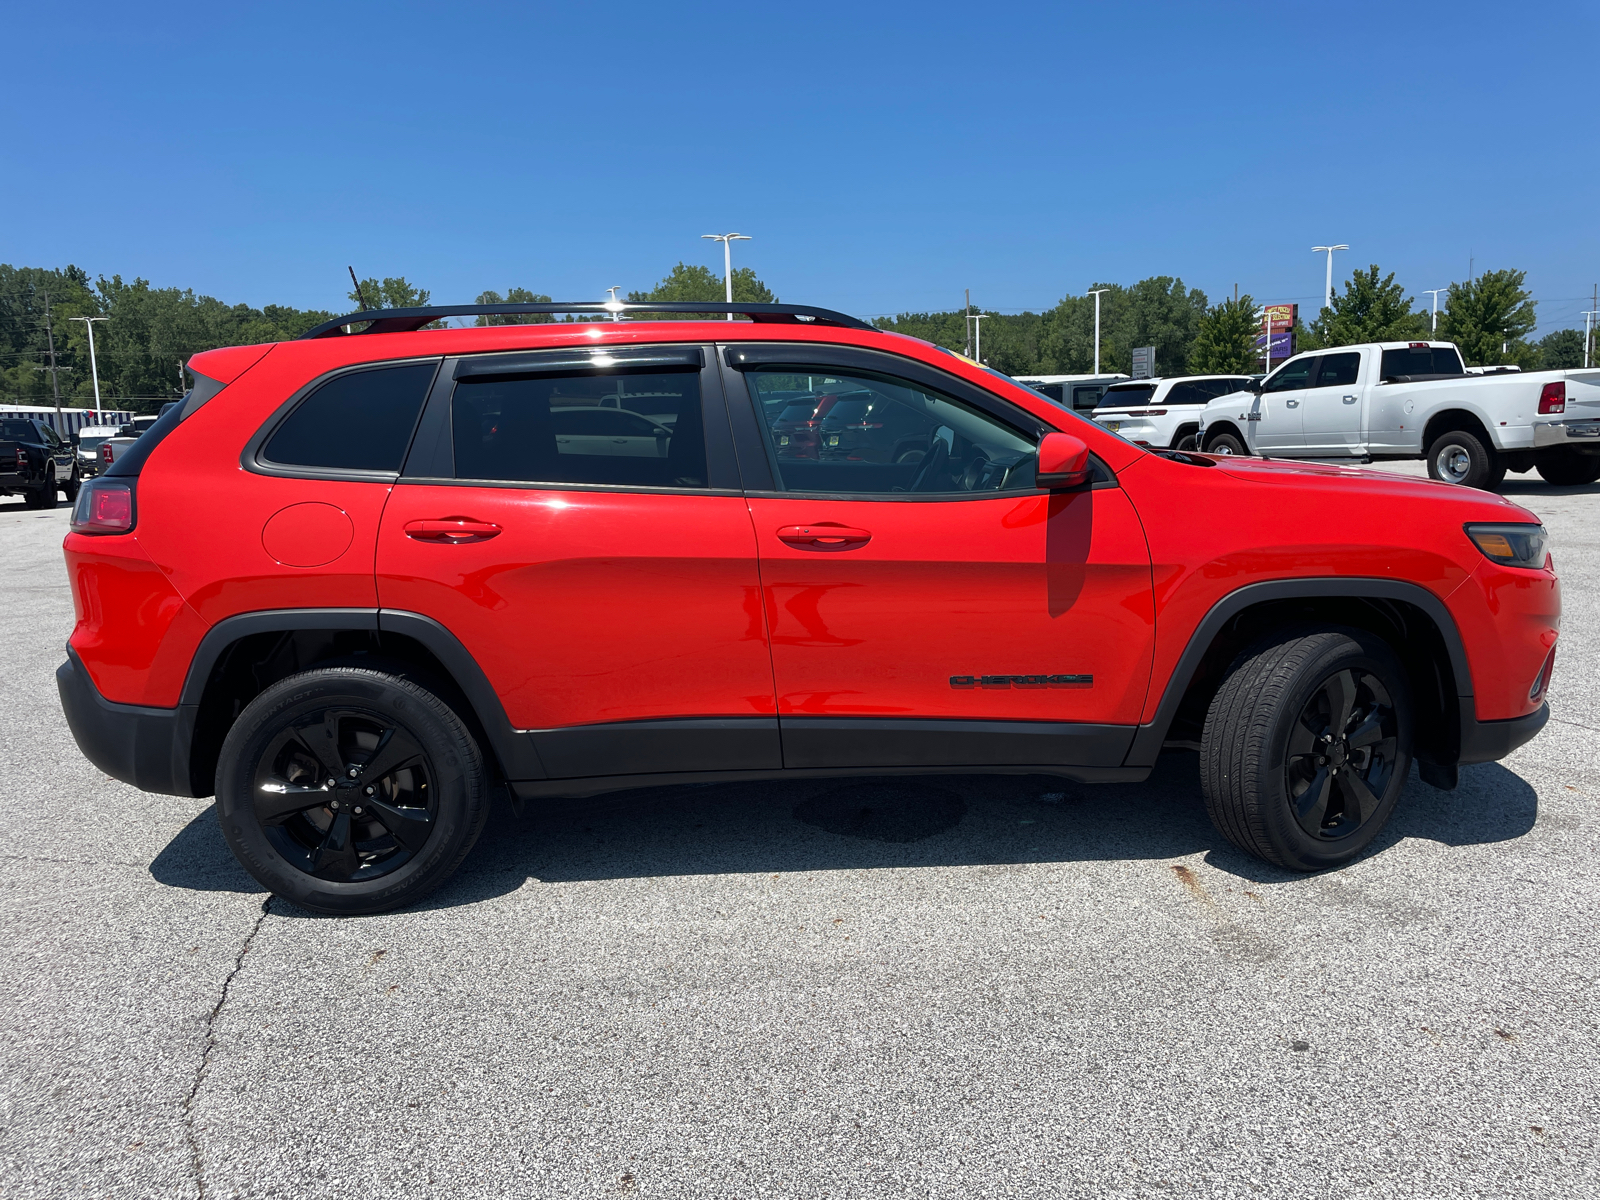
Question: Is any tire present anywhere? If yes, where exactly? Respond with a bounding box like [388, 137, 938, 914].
[1426, 428, 1505, 491]
[1200, 627, 1412, 872]
[62, 468, 80, 503]
[1173, 429, 1199, 452]
[24, 479, 55, 509]
[1535, 448, 1600, 486]
[1205, 431, 1248, 456]
[215, 667, 490, 915]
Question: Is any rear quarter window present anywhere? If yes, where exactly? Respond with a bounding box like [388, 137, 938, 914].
[263, 362, 438, 472]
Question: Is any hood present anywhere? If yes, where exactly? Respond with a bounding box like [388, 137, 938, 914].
[1212, 454, 1540, 521]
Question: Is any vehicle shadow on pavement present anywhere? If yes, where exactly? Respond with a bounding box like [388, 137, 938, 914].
[144, 756, 1539, 910]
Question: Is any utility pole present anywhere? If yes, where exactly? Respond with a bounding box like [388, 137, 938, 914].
[69, 316, 109, 422]
[1087, 289, 1109, 375]
[964, 288, 972, 357]
[1311, 245, 1349, 311]
[1423, 288, 1446, 334]
[971, 312, 989, 365]
[41, 291, 64, 420]
[701, 233, 751, 320]
[1584, 309, 1598, 370]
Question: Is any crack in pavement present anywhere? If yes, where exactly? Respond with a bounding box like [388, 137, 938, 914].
[182, 895, 273, 1200]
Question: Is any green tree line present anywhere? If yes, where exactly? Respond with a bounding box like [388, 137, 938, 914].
[3, 260, 1586, 413]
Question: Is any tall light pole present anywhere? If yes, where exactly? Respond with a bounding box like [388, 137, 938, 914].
[701, 233, 751, 320]
[1311, 244, 1349, 311]
[971, 312, 989, 364]
[1422, 288, 1447, 334]
[1087, 289, 1109, 375]
[70, 315, 109, 421]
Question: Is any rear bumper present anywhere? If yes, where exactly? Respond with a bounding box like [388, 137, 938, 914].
[56, 647, 202, 797]
[1459, 701, 1549, 764]
[1533, 419, 1600, 450]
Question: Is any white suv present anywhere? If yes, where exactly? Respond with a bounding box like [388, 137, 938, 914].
[1091, 375, 1257, 451]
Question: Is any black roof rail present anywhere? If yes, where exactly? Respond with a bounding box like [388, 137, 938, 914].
[299, 301, 875, 339]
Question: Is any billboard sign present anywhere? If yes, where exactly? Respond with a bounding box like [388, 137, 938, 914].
[1264, 303, 1297, 333]
[1254, 331, 1294, 358]
[1130, 345, 1156, 379]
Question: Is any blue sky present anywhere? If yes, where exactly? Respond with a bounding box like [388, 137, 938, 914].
[4, 1, 1596, 333]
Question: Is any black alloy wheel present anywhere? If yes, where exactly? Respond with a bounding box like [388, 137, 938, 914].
[1201, 627, 1413, 871]
[1283, 667, 1400, 841]
[253, 708, 437, 883]
[1174, 432, 1199, 452]
[62, 466, 80, 503]
[216, 667, 489, 914]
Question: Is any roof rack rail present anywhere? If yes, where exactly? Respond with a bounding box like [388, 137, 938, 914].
[300, 301, 875, 339]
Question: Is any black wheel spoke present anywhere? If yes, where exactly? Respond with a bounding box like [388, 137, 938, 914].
[256, 783, 332, 824]
[1346, 711, 1385, 749]
[1294, 767, 1334, 827]
[361, 726, 426, 782]
[1337, 769, 1380, 825]
[295, 714, 348, 781]
[1321, 670, 1357, 737]
[1286, 717, 1319, 761]
[366, 798, 434, 853]
[310, 811, 361, 880]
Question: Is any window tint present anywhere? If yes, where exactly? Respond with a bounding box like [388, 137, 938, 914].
[1380, 346, 1465, 379]
[264, 363, 436, 472]
[1263, 358, 1315, 392]
[1097, 384, 1158, 408]
[744, 369, 1036, 495]
[0, 420, 36, 440]
[452, 370, 707, 488]
[1071, 385, 1107, 411]
[1032, 383, 1065, 403]
[1314, 353, 1361, 387]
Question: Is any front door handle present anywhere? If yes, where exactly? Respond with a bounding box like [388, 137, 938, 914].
[404, 517, 502, 544]
[1343, 394, 1358, 404]
[1285, 399, 1300, 408]
[777, 523, 872, 549]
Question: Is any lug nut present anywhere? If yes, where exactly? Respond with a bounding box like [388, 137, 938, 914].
[354, 806, 363, 815]
[365, 785, 375, 795]
[348, 768, 359, 778]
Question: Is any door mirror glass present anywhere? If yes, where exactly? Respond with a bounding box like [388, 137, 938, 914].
[1036, 432, 1091, 489]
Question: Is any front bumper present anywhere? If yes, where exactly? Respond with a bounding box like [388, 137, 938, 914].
[56, 648, 202, 797]
[1458, 701, 1549, 764]
[1533, 419, 1600, 451]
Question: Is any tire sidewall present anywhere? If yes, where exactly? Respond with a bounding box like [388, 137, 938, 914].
[1208, 432, 1247, 456]
[1427, 430, 1499, 490]
[1253, 633, 1412, 870]
[216, 669, 484, 914]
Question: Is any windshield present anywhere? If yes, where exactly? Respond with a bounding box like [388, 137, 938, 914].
[77, 435, 110, 450]
[1097, 385, 1158, 408]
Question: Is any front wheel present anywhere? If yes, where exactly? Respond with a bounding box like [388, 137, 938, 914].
[215, 668, 490, 915]
[1427, 429, 1505, 490]
[1201, 628, 1412, 871]
[1535, 448, 1600, 486]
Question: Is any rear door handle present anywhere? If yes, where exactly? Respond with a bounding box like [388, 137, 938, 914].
[777, 523, 872, 549]
[404, 518, 503, 544]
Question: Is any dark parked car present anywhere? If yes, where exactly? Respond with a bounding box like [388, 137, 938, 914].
[0, 418, 78, 508]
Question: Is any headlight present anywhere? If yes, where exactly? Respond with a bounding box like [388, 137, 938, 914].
[1466, 523, 1549, 569]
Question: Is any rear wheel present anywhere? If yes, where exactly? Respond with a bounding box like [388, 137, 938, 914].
[1535, 448, 1600, 486]
[215, 668, 490, 915]
[1173, 429, 1199, 452]
[62, 466, 80, 503]
[1427, 428, 1504, 490]
[1200, 628, 1412, 871]
[1205, 431, 1248, 456]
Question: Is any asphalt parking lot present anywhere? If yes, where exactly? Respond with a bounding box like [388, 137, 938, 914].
[2, 465, 1597, 1200]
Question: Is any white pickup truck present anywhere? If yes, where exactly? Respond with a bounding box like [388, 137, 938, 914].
[1194, 340, 1600, 489]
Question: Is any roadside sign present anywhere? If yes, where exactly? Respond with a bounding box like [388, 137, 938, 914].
[1264, 304, 1297, 333]
[1130, 346, 1155, 379]
[1254, 331, 1294, 358]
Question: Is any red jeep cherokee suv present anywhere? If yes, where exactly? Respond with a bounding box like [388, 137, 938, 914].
[57, 302, 1558, 914]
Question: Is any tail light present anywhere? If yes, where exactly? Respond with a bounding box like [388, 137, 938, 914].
[101, 443, 114, 464]
[70, 478, 135, 535]
[1538, 382, 1565, 415]
[1123, 409, 1168, 417]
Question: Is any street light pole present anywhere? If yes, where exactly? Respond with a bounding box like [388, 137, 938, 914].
[1087, 289, 1109, 375]
[1311, 244, 1349, 311]
[701, 233, 751, 320]
[69, 315, 109, 421]
[1422, 288, 1446, 334]
[971, 312, 989, 364]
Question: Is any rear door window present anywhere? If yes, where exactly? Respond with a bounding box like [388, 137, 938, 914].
[264, 362, 438, 472]
[452, 369, 708, 488]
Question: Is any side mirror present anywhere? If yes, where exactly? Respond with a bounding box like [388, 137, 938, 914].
[69, 432, 79, 446]
[1036, 432, 1092, 489]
